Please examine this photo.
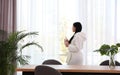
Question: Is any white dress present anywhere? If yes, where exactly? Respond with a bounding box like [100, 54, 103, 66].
[66, 32, 86, 65]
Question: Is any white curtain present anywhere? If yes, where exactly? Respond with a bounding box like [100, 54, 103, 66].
[17, 0, 120, 65]
[85, 0, 120, 65]
[17, 0, 60, 65]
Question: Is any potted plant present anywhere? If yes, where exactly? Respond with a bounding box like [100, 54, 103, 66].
[0, 31, 43, 75]
[94, 43, 120, 69]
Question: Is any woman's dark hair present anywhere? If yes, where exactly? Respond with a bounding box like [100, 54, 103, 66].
[69, 22, 82, 44]
[73, 22, 82, 33]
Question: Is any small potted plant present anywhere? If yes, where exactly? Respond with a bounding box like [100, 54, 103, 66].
[0, 30, 43, 75]
[94, 43, 120, 69]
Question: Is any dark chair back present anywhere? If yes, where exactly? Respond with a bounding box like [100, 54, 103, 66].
[100, 60, 120, 66]
[35, 65, 62, 75]
[42, 59, 62, 65]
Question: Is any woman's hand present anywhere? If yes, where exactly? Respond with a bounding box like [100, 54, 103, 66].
[64, 38, 69, 47]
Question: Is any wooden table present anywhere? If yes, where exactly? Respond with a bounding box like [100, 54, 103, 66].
[17, 65, 120, 75]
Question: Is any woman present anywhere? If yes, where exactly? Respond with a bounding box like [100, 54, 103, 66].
[64, 22, 86, 65]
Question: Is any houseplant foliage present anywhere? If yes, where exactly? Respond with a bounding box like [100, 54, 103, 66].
[0, 31, 43, 75]
[94, 43, 120, 69]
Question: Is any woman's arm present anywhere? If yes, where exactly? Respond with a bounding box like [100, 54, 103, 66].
[64, 40, 69, 47]
[64, 38, 69, 47]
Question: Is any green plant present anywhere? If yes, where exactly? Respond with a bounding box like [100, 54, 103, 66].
[94, 43, 120, 56]
[0, 31, 43, 75]
[94, 43, 120, 68]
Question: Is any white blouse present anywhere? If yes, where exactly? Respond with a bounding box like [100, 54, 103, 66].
[66, 32, 86, 65]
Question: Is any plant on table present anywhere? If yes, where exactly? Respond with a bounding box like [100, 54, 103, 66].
[94, 43, 120, 69]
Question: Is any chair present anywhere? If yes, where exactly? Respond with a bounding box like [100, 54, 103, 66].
[35, 65, 62, 75]
[100, 60, 120, 66]
[42, 59, 62, 65]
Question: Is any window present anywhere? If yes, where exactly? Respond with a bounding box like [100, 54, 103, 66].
[17, 0, 120, 65]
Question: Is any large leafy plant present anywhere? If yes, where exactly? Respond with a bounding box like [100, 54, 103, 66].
[94, 43, 120, 56]
[0, 31, 43, 75]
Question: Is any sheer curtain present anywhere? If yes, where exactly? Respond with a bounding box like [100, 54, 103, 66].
[17, 0, 60, 65]
[17, 0, 120, 65]
[85, 0, 120, 65]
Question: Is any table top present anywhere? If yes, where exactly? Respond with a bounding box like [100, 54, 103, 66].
[17, 65, 120, 73]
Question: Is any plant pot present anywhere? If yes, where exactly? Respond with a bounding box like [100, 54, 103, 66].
[109, 53, 115, 69]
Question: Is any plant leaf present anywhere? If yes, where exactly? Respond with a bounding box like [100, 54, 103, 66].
[110, 45, 118, 55]
[116, 43, 120, 47]
[94, 44, 110, 56]
[19, 42, 43, 52]
[17, 32, 38, 42]
[16, 55, 30, 65]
